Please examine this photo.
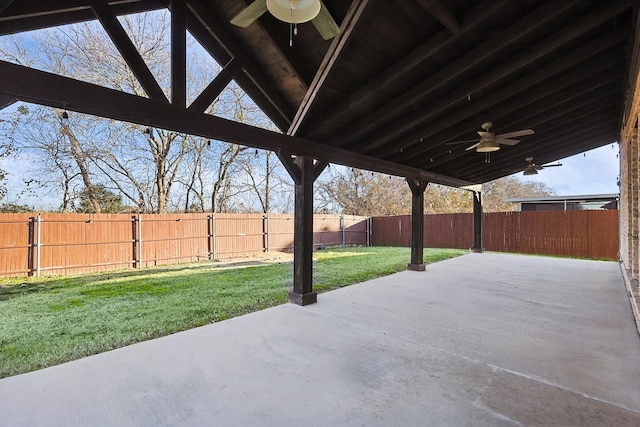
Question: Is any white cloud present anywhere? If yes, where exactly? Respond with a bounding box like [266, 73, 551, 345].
[515, 144, 619, 196]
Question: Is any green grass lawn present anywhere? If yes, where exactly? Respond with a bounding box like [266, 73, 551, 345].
[0, 246, 467, 378]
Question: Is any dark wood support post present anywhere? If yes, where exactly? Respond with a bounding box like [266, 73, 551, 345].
[407, 177, 428, 271]
[277, 152, 328, 305]
[471, 190, 484, 253]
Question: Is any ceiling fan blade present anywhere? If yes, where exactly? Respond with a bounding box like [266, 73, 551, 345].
[445, 138, 481, 145]
[497, 138, 520, 146]
[230, 0, 268, 27]
[312, 1, 341, 40]
[495, 129, 534, 139]
[465, 142, 481, 151]
[542, 163, 562, 168]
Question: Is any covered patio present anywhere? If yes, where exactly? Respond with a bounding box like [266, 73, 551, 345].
[1, 253, 639, 426]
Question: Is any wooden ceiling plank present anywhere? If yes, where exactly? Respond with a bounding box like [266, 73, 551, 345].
[385, 55, 625, 162]
[0, 59, 472, 187]
[188, 58, 240, 112]
[170, 0, 187, 108]
[0, 0, 169, 36]
[398, 81, 622, 169]
[415, 0, 459, 35]
[456, 124, 619, 180]
[187, 0, 295, 128]
[416, 92, 620, 171]
[411, 95, 620, 173]
[91, 1, 169, 104]
[364, 36, 624, 156]
[0, 0, 14, 14]
[418, 97, 620, 172]
[304, 0, 510, 140]
[287, 0, 370, 136]
[333, 0, 632, 149]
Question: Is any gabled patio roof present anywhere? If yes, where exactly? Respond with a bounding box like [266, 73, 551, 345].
[0, 0, 637, 185]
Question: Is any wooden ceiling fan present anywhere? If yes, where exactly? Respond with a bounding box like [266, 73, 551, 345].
[445, 121, 535, 153]
[522, 157, 562, 175]
[230, 0, 341, 40]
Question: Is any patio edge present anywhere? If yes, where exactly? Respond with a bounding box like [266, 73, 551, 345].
[619, 261, 640, 337]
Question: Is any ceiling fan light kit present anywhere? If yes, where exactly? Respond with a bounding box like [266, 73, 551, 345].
[523, 167, 538, 176]
[266, 0, 321, 24]
[475, 139, 500, 153]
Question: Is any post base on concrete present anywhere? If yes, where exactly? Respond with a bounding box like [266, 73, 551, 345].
[470, 247, 485, 253]
[407, 263, 426, 271]
[288, 291, 318, 306]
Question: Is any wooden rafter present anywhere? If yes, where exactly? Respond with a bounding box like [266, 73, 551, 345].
[415, 0, 459, 35]
[0, 0, 170, 36]
[0, 93, 17, 109]
[91, 1, 169, 103]
[333, 0, 631, 150]
[287, 0, 370, 136]
[187, 0, 295, 129]
[303, 0, 510, 140]
[0, 59, 472, 187]
[374, 39, 627, 159]
[170, 0, 187, 107]
[188, 58, 241, 112]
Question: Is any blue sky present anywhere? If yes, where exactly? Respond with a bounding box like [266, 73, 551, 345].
[514, 143, 619, 196]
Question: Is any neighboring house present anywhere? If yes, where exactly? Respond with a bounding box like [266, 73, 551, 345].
[506, 194, 619, 212]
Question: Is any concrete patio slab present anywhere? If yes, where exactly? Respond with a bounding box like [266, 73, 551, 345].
[1, 253, 639, 426]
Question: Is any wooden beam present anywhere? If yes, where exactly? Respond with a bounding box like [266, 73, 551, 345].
[289, 155, 316, 305]
[0, 60, 473, 188]
[406, 177, 428, 271]
[184, 12, 291, 130]
[188, 58, 240, 112]
[186, 0, 295, 129]
[170, 0, 186, 108]
[303, 0, 510, 140]
[91, 2, 169, 104]
[369, 38, 627, 158]
[470, 191, 483, 253]
[313, 159, 329, 181]
[333, 0, 631, 149]
[287, 0, 370, 136]
[0, 0, 170, 36]
[415, 0, 459, 35]
[276, 150, 301, 184]
[0, 93, 17, 110]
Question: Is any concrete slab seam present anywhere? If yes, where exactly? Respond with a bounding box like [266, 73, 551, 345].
[301, 302, 640, 416]
[379, 331, 640, 417]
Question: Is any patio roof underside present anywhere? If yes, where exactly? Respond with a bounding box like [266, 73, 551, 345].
[0, 0, 638, 186]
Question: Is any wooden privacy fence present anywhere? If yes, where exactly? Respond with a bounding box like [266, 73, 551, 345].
[371, 210, 619, 260]
[0, 213, 369, 277]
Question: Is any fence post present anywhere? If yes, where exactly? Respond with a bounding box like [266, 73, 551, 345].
[208, 214, 215, 260]
[35, 214, 41, 277]
[366, 217, 370, 247]
[263, 214, 270, 252]
[210, 214, 216, 261]
[341, 215, 345, 247]
[135, 214, 143, 268]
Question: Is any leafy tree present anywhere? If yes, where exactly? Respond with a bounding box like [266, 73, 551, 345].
[317, 167, 554, 215]
[75, 184, 124, 213]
